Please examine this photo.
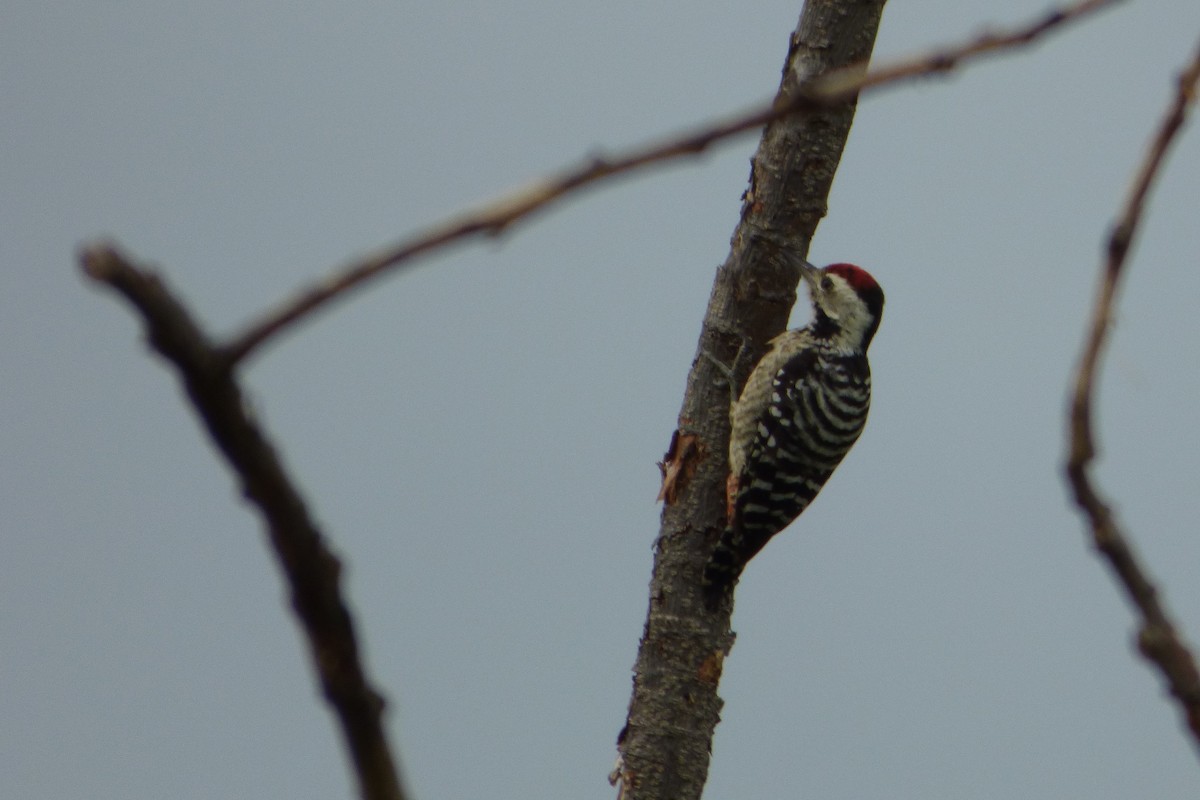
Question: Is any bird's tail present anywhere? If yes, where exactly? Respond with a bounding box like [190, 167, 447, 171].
[702, 527, 744, 610]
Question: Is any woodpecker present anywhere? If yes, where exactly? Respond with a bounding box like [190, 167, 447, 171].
[703, 259, 884, 607]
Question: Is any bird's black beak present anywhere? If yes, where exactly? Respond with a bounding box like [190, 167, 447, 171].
[796, 258, 821, 291]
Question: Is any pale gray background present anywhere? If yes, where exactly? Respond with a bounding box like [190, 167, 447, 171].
[4, 2, 1199, 798]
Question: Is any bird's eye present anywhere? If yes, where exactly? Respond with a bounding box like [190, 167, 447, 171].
[820, 276, 834, 291]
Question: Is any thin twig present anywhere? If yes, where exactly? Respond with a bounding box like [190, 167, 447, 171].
[1064, 37, 1200, 754]
[79, 243, 410, 800]
[220, 112, 779, 364]
[809, 0, 1118, 99]
[223, 0, 1122, 365]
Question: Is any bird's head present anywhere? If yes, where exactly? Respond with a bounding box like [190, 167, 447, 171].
[797, 261, 885, 352]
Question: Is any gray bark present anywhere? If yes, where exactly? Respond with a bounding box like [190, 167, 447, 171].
[616, 3, 888, 799]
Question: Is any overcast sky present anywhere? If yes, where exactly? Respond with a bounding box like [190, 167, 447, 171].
[4, 2, 1200, 798]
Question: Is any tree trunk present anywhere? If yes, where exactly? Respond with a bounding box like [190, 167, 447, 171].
[616, 3, 887, 799]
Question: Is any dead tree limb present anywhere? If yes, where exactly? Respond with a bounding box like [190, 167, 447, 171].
[1064, 35, 1200, 756]
[79, 244, 409, 800]
[611, 4, 887, 800]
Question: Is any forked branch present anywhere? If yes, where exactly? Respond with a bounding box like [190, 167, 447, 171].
[79, 244, 409, 800]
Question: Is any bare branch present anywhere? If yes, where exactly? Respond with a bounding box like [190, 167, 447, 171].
[1064, 37, 1200, 755]
[220, 111, 782, 364]
[223, 0, 1122, 366]
[78, 243, 410, 800]
[810, 0, 1120, 100]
